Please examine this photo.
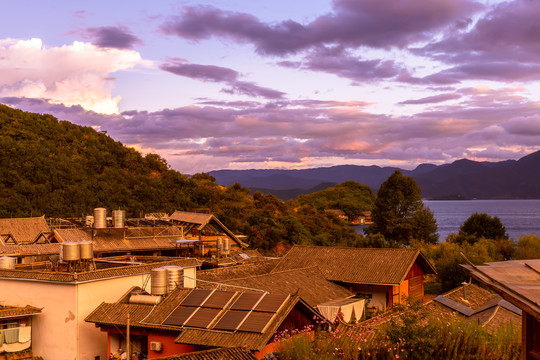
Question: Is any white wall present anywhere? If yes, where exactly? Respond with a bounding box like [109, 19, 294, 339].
[0, 273, 150, 360]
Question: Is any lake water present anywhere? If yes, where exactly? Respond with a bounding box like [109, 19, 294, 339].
[425, 200, 540, 241]
[354, 200, 540, 241]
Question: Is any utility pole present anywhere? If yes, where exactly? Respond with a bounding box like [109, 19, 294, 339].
[127, 312, 130, 359]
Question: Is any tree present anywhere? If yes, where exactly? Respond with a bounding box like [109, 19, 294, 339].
[366, 170, 438, 245]
[453, 212, 508, 245]
[514, 235, 540, 259]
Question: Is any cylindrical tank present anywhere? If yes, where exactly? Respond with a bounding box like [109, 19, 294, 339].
[94, 208, 107, 228]
[129, 295, 162, 305]
[112, 210, 126, 228]
[162, 265, 184, 291]
[62, 242, 80, 261]
[217, 238, 223, 256]
[150, 268, 169, 295]
[79, 241, 93, 260]
[224, 238, 230, 254]
[0, 256, 16, 269]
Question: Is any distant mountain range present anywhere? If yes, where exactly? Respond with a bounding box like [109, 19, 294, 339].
[209, 151, 540, 200]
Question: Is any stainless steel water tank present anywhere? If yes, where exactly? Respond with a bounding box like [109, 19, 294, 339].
[150, 268, 169, 295]
[62, 242, 80, 261]
[0, 256, 16, 269]
[79, 241, 93, 260]
[112, 210, 125, 228]
[162, 265, 184, 291]
[94, 208, 107, 228]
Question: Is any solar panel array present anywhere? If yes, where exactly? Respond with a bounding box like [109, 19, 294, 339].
[162, 289, 289, 333]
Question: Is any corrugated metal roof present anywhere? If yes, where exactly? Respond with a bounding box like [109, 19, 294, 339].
[462, 259, 540, 319]
[272, 245, 436, 285]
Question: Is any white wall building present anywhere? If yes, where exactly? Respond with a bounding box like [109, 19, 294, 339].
[0, 259, 198, 360]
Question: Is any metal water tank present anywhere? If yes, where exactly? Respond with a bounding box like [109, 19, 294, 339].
[0, 256, 16, 269]
[129, 294, 162, 305]
[224, 238, 230, 254]
[112, 210, 126, 228]
[79, 241, 93, 260]
[150, 268, 169, 295]
[62, 242, 80, 261]
[162, 265, 184, 291]
[217, 238, 223, 256]
[94, 208, 107, 228]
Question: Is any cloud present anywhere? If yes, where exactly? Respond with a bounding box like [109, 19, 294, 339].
[417, 0, 540, 83]
[160, 59, 285, 99]
[279, 45, 402, 82]
[399, 93, 461, 105]
[161, 0, 481, 56]
[4, 83, 539, 174]
[0, 38, 148, 114]
[82, 26, 143, 50]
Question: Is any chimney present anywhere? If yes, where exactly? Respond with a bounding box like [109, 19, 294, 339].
[461, 281, 468, 300]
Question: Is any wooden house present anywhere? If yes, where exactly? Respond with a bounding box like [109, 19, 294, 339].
[272, 245, 436, 310]
[462, 259, 540, 360]
[86, 287, 326, 359]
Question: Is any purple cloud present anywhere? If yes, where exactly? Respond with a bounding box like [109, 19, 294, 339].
[279, 45, 402, 82]
[4, 88, 539, 174]
[160, 60, 285, 99]
[161, 0, 481, 56]
[160, 61, 238, 82]
[399, 93, 462, 105]
[416, 0, 540, 83]
[84, 26, 143, 49]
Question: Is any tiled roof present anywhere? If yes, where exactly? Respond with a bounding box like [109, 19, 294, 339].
[462, 259, 540, 319]
[199, 266, 354, 308]
[0, 216, 51, 244]
[86, 287, 322, 351]
[0, 258, 200, 283]
[153, 347, 257, 360]
[0, 243, 60, 256]
[197, 260, 279, 283]
[272, 245, 436, 285]
[423, 283, 522, 329]
[0, 305, 42, 319]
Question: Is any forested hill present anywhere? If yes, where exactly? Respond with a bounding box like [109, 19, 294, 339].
[0, 104, 201, 217]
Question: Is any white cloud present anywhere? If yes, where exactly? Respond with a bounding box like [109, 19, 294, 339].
[0, 38, 149, 114]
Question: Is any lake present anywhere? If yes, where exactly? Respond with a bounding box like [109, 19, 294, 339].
[354, 200, 540, 241]
[425, 200, 540, 241]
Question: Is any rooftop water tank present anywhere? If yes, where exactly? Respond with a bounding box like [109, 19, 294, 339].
[0, 256, 16, 270]
[62, 242, 80, 261]
[129, 294, 162, 305]
[162, 265, 184, 291]
[79, 241, 93, 260]
[112, 210, 125, 228]
[150, 268, 169, 296]
[94, 208, 107, 228]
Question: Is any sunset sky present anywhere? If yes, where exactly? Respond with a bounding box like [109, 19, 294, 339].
[2, 0, 540, 174]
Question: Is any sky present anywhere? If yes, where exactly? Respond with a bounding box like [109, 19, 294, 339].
[2, 0, 540, 174]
